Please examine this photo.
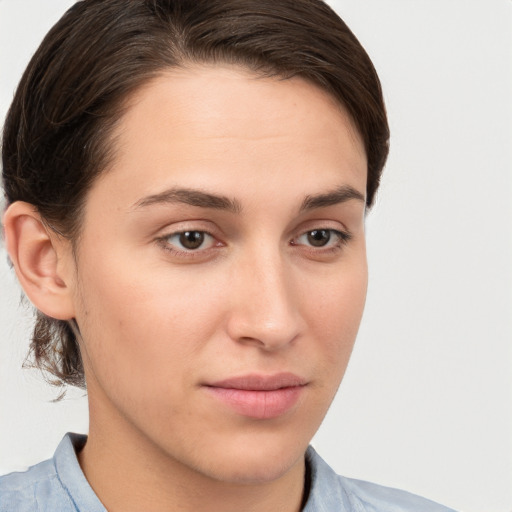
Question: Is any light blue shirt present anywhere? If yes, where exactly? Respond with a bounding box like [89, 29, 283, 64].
[0, 433, 456, 511]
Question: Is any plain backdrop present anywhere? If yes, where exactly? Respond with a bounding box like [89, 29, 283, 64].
[0, 2, 511, 511]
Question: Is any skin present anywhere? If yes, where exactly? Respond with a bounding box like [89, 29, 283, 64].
[4, 65, 368, 512]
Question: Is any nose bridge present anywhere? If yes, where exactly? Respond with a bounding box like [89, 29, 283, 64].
[227, 244, 301, 349]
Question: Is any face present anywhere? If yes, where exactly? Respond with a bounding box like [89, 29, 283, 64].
[68, 65, 368, 484]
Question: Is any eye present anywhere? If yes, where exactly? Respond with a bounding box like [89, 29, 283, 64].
[293, 229, 351, 249]
[163, 230, 215, 251]
[305, 229, 332, 247]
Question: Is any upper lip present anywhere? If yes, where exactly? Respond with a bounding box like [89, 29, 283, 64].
[205, 373, 307, 391]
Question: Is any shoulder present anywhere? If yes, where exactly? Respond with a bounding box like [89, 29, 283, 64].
[0, 433, 91, 512]
[337, 475, 456, 512]
[305, 446, 457, 512]
[0, 458, 74, 512]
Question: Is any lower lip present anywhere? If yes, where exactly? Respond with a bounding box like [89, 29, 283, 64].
[204, 386, 304, 419]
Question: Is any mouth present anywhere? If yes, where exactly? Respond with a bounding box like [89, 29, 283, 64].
[203, 373, 307, 420]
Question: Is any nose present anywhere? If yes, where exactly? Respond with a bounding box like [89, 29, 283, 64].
[225, 248, 303, 351]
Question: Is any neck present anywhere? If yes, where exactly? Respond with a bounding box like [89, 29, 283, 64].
[79, 404, 306, 512]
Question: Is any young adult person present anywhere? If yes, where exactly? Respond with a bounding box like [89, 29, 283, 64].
[0, 1, 456, 510]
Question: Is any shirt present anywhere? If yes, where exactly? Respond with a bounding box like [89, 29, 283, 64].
[0, 433, 456, 511]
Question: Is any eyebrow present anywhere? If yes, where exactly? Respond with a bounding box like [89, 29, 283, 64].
[133, 188, 242, 213]
[133, 184, 365, 214]
[299, 185, 365, 212]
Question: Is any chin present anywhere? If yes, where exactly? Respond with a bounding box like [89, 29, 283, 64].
[190, 432, 308, 485]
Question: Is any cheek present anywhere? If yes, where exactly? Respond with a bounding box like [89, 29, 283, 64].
[74, 254, 226, 396]
[302, 258, 368, 373]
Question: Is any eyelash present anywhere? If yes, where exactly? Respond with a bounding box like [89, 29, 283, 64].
[156, 230, 220, 259]
[291, 229, 352, 254]
[156, 228, 352, 260]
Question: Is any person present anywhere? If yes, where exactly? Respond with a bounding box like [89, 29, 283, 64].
[0, 0, 456, 510]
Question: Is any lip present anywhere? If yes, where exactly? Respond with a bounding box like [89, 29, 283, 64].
[203, 373, 307, 420]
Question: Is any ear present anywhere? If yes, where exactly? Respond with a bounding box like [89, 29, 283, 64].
[3, 201, 76, 320]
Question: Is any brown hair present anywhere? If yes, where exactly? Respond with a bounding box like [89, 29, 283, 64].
[2, 0, 389, 388]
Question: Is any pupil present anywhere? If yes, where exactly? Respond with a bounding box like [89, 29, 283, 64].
[179, 231, 204, 250]
[307, 230, 330, 247]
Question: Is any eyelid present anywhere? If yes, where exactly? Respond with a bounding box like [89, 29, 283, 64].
[155, 224, 225, 261]
[164, 230, 216, 251]
[290, 215, 352, 241]
[292, 228, 352, 247]
[154, 217, 223, 242]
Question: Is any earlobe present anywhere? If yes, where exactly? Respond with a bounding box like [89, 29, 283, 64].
[3, 201, 76, 320]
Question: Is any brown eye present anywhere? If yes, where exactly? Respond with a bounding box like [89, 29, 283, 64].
[293, 228, 351, 251]
[160, 230, 218, 256]
[306, 229, 331, 247]
[179, 231, 205, 250]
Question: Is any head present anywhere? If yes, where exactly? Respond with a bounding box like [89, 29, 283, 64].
[2, 0, 388, 484]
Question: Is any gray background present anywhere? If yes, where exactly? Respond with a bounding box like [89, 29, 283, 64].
[1, 1, 511, 511]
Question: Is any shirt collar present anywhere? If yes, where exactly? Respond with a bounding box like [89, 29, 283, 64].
[303, 445, 352, 511]
[53, 433, 106, 512]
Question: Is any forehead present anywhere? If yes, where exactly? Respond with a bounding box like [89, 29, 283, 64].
[87, 65, 367, 212]
[121, 65, 363, 148]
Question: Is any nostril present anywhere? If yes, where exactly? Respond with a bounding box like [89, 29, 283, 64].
[228, 316, 301, 351]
